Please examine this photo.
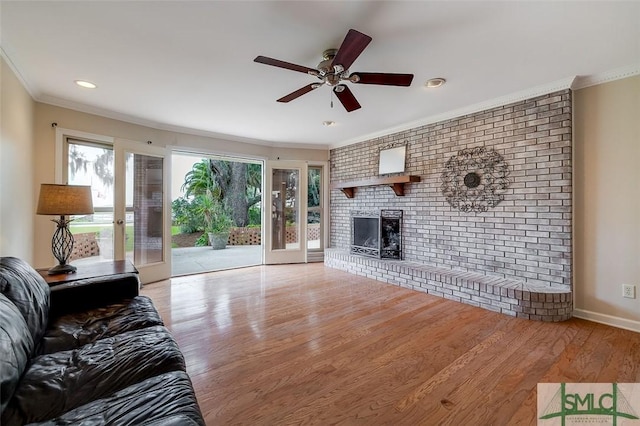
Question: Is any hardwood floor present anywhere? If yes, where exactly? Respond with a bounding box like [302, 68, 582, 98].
[141, 263, 640, 425]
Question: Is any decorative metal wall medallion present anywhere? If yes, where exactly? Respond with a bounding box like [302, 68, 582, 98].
[440, 147, 510, 212]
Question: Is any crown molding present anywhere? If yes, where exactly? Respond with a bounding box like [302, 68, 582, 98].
[36, 94, 328, 151]
[0, 46, 38, 99]
[571, 63, 640, 90]
[9, 42, 637, 153]
[1, 47, 295, 149]
[330, 76, 576, 149]
[38, 93, 167, 130]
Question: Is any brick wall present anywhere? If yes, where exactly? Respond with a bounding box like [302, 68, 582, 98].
[330, 90, 572, 291]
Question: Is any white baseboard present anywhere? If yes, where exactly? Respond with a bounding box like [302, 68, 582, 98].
[572, 309, 640, 333]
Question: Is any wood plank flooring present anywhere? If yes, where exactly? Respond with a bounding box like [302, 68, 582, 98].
[141, 263, 640, 425]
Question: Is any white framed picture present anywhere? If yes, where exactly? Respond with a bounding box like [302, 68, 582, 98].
[378, 145, 406, 175]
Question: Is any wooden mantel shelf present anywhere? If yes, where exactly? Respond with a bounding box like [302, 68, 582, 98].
[330, 175, 421, 198]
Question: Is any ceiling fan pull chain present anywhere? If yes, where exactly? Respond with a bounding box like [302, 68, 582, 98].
[330, 90, 334, 109]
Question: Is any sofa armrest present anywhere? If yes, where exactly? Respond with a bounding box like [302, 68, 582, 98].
[49, 273, 141, 317]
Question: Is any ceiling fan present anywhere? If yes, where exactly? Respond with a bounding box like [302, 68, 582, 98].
[254, 29, 414, 112]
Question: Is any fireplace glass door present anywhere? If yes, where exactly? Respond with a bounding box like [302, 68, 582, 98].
[351, 210, 402, 259]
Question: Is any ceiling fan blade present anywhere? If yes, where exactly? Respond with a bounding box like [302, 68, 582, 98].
[277, 84, 319, 103]
[351, 72, 414, 87]
[334, 85, 361, 112]
[254, 56, 316, 74]
[331, 29, 372, 71]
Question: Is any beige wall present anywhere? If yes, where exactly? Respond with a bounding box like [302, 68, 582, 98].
[32, 103, 328, 267]
[1, 57, 35, 261]
[574, 75, 640, 327]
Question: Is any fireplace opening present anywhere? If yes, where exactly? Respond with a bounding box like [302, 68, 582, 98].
[351, 210, 402, 259]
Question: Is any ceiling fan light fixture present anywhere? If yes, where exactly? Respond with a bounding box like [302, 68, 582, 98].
[425, 78, 446, 88]
[74, 80, 97, 89]
[254, 29, 414, 112]
[318, 58, 333, 74]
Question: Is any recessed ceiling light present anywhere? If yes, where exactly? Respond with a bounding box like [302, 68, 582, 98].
[75, 80, 97, 89]
[323, 120, 336, 127]
[425, 78, 446, 88]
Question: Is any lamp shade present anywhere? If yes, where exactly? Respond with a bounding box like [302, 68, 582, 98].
[36, 184, 94, 216]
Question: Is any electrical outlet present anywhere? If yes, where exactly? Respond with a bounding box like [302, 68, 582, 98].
[622, 284, 636, 299]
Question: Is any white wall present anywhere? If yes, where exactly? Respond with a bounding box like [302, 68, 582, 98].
[573, 75, 640, 330]
[0, 56, 35, 261]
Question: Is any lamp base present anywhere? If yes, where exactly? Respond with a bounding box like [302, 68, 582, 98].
[47, 263, 77, 275]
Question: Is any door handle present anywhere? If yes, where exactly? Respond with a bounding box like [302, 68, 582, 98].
[116, 219, 124, 225]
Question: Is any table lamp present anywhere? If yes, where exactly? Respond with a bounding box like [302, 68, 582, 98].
[37, 184, 94, 274]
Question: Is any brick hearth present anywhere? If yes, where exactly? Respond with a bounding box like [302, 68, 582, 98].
[325, 249, 571, 322]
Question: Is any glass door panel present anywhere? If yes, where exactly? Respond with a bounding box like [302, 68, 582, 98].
[272, 168, 299, 250]
[126, 153, 164, 265]
[60, 133, 170, 283]
[307, 166, 322, 251]
[115, 140, 170, 283]
[66, 141, 115, 263]
[265, 161, 307, 264]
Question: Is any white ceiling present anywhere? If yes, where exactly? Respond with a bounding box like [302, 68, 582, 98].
[2, 1, 639, 149]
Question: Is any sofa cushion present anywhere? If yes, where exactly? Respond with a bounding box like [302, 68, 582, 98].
[0, 294, 34, 414]
[40, 295, 164, 354]
[0, 257, 50, 350]
[1, 326, 187, 425]
[28, 371, 204, 425]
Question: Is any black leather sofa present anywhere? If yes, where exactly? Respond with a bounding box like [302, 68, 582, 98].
[0, 257, 205, 425]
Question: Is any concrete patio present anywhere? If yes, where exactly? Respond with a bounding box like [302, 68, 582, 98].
[73, 244, 262, 277]
[171, 245, 262, 276]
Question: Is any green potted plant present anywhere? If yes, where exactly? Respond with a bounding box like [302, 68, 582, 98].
[200, 196, 233, 250]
